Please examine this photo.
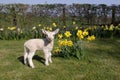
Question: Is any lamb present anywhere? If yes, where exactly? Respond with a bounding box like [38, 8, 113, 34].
[24, 28, 59, 68]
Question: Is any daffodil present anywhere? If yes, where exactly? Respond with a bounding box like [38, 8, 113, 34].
[63, 39, 68, 46]
[104, 25, 109, 30]
[83, 30, 88, 36]
[58, 40, 64, 47]
[8, 27, 16, 30]
[32, 26, 36, 30]
[109, 24, 114, 31]
[77, 30, 82, 36]
[77, 30, 85, 39]
[63, 26, 66, 28]
[46, 27, 52, 31]
[75, 26, 78, 30]
[52, 22, 57, 27]
[72, 21, 76, 25]
[91, 35, 95, 40]
[58, 34, 63, 39]
[0, 28, 4, 31]
[87, 36, 92, 41]
[93, 26, 97, 29]
[49, 27, 52, 31]
[38, 24, 42, 27]
[64, 31, 71, 38]
[58, 39, 73, 47]
[87, 35, 95, 41]
[78, 35, 84, 39]
[54, 47, 60, 53]
[67, 40, 73, 47]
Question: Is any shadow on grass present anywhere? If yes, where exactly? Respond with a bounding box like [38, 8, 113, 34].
[17, 55, 45, 65]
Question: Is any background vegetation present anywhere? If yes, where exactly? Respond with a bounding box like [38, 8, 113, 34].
[0, 3, 120, 28]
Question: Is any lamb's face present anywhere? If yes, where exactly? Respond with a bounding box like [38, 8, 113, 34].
[42, 29, 59, 41]
[46, 32, 55, 41]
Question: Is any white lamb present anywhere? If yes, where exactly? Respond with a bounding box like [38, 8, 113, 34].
[24, 28, 59, 68]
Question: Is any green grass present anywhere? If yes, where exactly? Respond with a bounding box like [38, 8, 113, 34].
[0, 39, 120, 80]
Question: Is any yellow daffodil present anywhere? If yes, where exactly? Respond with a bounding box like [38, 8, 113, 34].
[91, 35, 95, 40]
[104, 25, 109, 30]
[32, 26, 36, 30]
[109, 24, 114, 31]
[8, 27, 16, 30]
[93, 26, 97, 29]
[84, 28, 89, 31]
[87, 35, 95, 41]
[38, 24, 42, 27]
[58, 41, 63, 47]
[0, 28, 4, 31]
[83, 30, 88, 36]
[63, 39, 68, 46]
[72, 21, 76, 25]
[64, 31, 71, 38]
[87, 36, 92, 41]
[52, 22, 57, 27]
[45, 27, 52, 31]
[54, 47, 60, 53]
[75, 26, 78, 30]
[78, 35, 84, 39]
[49, 27, 52, 31]
[58, 34, 63, 39]
[77, 30, 85, 39]
[67, 40, 73, 47]
[77, 30, 82, 36]
[63, 26, 66, 28]
[58, 39, 73, 47]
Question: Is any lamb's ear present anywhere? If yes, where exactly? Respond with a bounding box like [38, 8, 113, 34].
[53, 28, 59, 35]
[42, 29, 47, 34]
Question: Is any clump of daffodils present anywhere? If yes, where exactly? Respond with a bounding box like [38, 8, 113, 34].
[54, 28, 96, 59]
[77, 29, 95, 41]
[87, 35, 96, 41]
[58, 39, 73, 47]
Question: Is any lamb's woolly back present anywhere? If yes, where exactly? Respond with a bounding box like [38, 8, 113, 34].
[24, 28, 59, 68]
[24, 38, 54, 51]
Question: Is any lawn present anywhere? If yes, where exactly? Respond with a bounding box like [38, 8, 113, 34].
[0, 39, 120, 80]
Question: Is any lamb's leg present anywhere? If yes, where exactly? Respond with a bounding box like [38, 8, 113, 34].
[24, 47, 28, 65]
[44, 50, 49, 66]
[48, 52, 52, 63]
[28, 51, 35, 68]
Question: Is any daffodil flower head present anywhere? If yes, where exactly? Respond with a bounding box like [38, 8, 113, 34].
[8, 26, 16, 30]
[83, 30, 88, 36]
[64, 31, 72, 38]
[38, 24, 42, 27]
[72, 21, 76, 25]
[109, 24, 114, 31]
[32, 26, 36, 30]
[87, 35, 95, 41]
[52, 22, 57, 27]
[58, 34, 63, 39]
[75, 26, 78, 30]
[54, 47, 60, 53]
[67, 40, 73, 47]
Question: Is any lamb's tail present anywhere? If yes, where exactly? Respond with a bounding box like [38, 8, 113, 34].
[24, 46, 29, 65]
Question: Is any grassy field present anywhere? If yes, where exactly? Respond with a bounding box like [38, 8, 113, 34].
[0, 39, 120, 80]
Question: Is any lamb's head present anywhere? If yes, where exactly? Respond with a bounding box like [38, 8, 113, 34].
[42, 28, 59, 41]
